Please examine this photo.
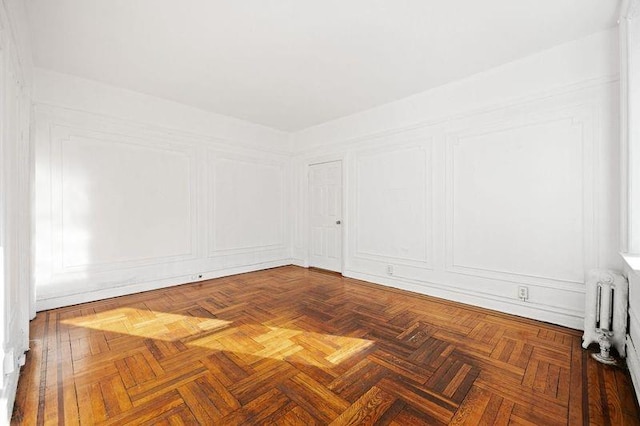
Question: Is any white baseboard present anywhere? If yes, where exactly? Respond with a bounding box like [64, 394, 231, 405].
[344, 269, 583, 329]
[0, 354, 21, 424]
[36, 259, 294, 311]
[36, 260, 584, 330]
[290, 258, 309, 268]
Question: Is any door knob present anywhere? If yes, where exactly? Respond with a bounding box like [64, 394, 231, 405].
[336, 220, 341, 225]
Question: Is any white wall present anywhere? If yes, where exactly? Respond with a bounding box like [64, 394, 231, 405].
[292, 29, 621, 329]
[0, 0, 33, 422]
[620, 0, 640, 405]
[33, 70, 292, 310]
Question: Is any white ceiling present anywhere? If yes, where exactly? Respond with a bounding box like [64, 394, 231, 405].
[26, 0, 619, 131]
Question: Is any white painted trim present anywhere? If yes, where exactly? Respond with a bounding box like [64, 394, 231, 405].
[35, 103, 291, 157]
[622, 253, 640, 273]
[34, 102, 293, 305]
[620, 0, 640, 255]
[36, 259, 294, 311]
[351, 141, 435, 271]
[627, 335, 640, 405]
[206, 151, 288, 257]
[291, 74, 617, 332]
[620, 4, 630, 254]
[292, 75, 619, 156]
[304, 154, 348, 273]
[443, 104, 599, 287]
[624, 252, 640, 401]
[0, 364, 18, 424]
[0, 0, 32, 422]
[344, 269, 584, 329]
[48, 127, 200, 273]
[290, 258, 308, 268]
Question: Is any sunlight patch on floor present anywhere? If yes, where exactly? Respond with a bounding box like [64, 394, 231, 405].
[62, 307, 232, 341]
[62, 307, 373, 367]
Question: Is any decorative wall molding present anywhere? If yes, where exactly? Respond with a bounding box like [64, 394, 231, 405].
[293, 73, 618, 331]
[344, 269, 585, 329]
[292, 75, 619, 156]
[34, 103, 292, 306]
[35, 102, 292, 157]
[47, 125, 199, 274]
[444, 105, 599, 288]
[352, 141, 434, 269]
[0, 0, 32, 422]
[207, 151, 287, 256]
[620, 0, 640, 405]
[35, 259, 294, 311]
[619, 0, 640, 255]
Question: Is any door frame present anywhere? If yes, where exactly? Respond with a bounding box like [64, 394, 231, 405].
[306, 154, 347, 274]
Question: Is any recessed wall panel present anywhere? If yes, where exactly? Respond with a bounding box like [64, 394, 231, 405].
[210, 157, 284, 253]
[356, 147, 429, 264]
[60, 136, 193, 268]
[449, 118, 584, 282]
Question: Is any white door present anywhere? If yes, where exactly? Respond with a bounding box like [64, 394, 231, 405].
[309, 161, 342, 272]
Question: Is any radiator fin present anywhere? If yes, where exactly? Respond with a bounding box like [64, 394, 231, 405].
[582, 270, 628, 357]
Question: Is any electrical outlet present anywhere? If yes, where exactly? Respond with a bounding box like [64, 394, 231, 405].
[518, 286, 529, 301]
[387, 265, 394, 276]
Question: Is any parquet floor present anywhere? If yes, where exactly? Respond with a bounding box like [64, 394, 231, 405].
[12, 266, 640, 425]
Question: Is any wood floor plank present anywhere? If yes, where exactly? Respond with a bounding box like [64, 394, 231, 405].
[329, 386, 396, 425]
[449, 385, 491, 425]
[11, 266, 640, 425]
[100, 390, 184, 426]
[176, 381, 220, 424]
[278, 372, 349, 423]
[390, 404, 447, 426]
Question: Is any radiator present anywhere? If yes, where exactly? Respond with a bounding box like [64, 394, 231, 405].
[582, 269, 628, 363]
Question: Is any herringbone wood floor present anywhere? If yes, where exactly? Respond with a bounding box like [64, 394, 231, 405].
[12, 266, 640, 425]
